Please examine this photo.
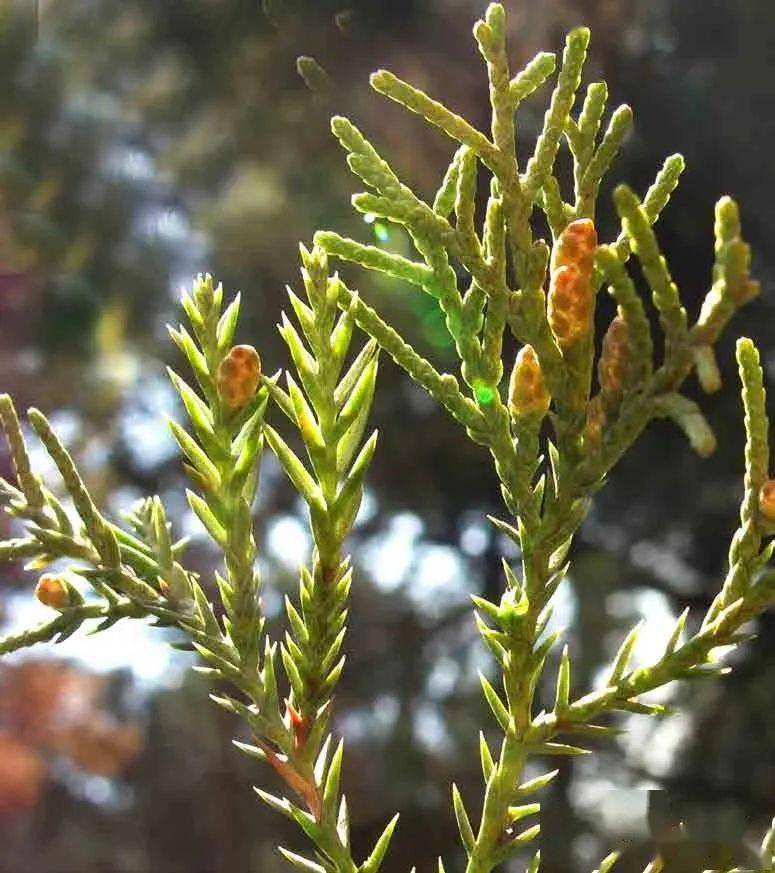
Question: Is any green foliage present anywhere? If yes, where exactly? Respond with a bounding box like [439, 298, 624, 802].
[1, 4, 774, 873]
[313, 2, 771, 870]
[0, 251, 382, 873]
[265, 244, 378, 727]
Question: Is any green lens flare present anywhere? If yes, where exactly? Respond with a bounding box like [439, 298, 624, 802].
[474, 381, 495, 405]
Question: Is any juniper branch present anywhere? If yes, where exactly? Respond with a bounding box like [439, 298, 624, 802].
[262, 245, 377, 794]
[316, 5, 766, 873]
[169, 274, 267, 673]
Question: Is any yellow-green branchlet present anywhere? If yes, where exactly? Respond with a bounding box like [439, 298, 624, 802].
[315, 5, 770, 872]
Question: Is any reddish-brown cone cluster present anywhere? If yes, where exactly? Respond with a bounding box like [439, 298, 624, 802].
[508, 345, 551, 420]
[548, 219, 598, 348]
[598, 316, 630, 400]
[216, 344, 261, 411]
[583, 395, 606, 450]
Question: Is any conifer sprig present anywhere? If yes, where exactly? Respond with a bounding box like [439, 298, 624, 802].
[264, 245, 378, 725]
[0, 255, 383, 873]
[169, 262, 388, 872]
[256, 244, 392, 871]
[168, 273, 267, 672]
[0, 396, 218, 650]
[315, 4, 771, 871]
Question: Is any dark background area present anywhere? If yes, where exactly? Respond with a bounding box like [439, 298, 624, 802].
[0, 1, 774, 871]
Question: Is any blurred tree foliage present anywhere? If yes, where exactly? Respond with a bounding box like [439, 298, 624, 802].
[0, 1, 774, 871]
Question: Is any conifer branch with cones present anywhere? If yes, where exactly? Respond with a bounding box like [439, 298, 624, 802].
[1, 4, 774, 871]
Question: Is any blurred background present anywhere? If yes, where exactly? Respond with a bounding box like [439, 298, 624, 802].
[0, 0, 774, 871]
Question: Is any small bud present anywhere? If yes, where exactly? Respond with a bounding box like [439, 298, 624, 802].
[550, 219, 598, 277]
[547, 265, 594, 348]
[216, 345, 261, 411]
[758, 480, 775, 523]
[35, 574, 72, 610]
[193, 273, 216, 314]
[508, 345, 550, 420]
[598, 316, 630, 398]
